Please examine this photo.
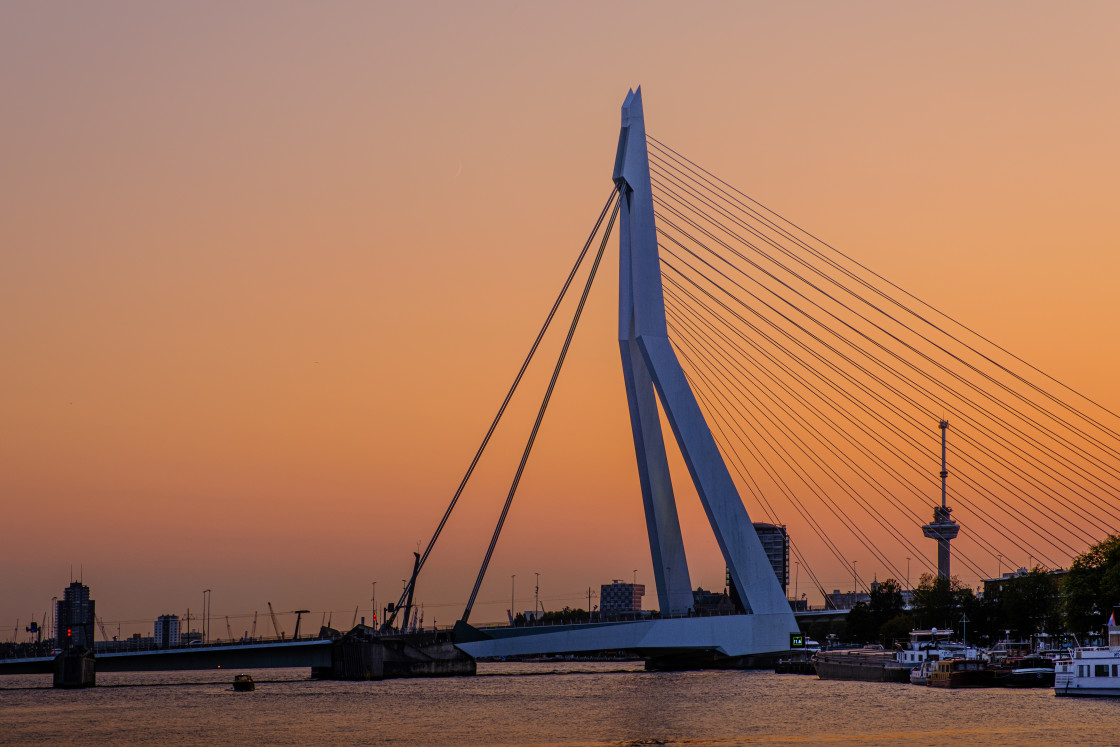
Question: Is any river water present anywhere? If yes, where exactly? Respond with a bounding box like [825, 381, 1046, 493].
[2, 662, 1117, 745]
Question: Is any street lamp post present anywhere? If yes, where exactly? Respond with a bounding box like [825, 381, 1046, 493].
[511, 574, 516, 621]
[202, 589, 211, 644]
[852, 562, 858, 606]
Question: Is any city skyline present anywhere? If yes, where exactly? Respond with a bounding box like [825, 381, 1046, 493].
[4, 2, 1120, 639]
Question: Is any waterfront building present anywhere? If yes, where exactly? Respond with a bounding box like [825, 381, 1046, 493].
[980, 567, 1066, 605]
[154, 614, 180, 648]
[693, 587, 736, 614]
[600, 581, 645, 617]
[724, 523, 790, 612]
[752, 523, 790, 593]
[824, 589, 870, 610]
[55, 581, 96, 650]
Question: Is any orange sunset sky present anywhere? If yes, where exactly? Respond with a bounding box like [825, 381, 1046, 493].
[3, 2, 1119, 639]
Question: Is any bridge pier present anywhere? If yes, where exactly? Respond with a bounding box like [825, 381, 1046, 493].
[53, 649, 95, 688]
[313, 631, 475, 681]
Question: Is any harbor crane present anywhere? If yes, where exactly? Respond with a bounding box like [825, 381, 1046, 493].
[267, 602, 285, 640]
[292, 610, 310, 640]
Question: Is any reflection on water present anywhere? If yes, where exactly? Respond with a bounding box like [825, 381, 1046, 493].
[2, 662, 1118, 745]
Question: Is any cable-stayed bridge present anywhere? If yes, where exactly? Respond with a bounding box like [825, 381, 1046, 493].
[403, 87, 1119, 665]
[7, 89, 1116, 676]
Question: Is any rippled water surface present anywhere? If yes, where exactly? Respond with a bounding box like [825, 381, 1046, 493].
[2, 662, 1118, 745]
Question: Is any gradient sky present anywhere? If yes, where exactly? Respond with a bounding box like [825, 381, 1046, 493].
[3, 1, 1119, 639]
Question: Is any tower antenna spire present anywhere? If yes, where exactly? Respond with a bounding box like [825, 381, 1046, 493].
[923, 420, 960, 579]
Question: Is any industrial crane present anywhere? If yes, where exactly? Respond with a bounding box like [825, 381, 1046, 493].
[292, 610, 310, 640]
[96, 616, 110, 642]
[225, 616, 233, 643]
[250, 611, 258, 640]
[267, 602, 285, 640]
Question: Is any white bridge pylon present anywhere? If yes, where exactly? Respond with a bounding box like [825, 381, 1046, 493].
[456, 89, 799, 661]
[616, 88, 794, 623]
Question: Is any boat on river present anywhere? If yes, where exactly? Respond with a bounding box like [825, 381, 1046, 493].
[926, 657, 996, 688]
[815, 628, 981, 683]
[1054, 609, 1120, 698]
[813, 646, 910, 683]
[909, 659, 933, 685]
[1005, 664, 1055, 688]
[896, 628, 979, 685]
[990, 655, 1054, 688]
[1054, 647, 1120, 697]
[895, 628, 978, 669]
[232, 673, 255, 692]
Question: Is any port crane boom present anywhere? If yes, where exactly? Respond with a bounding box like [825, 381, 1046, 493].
[292, 610, 310, 640]
[267, 602, 285, 639]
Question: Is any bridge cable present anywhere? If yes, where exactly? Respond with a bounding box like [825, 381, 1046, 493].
[660, 258, 1068, 569]
[658, 230, 1079, 564]
[648, 149, 1120, 520]
[661, 245, 1076, 566]
[650, 182, 1120, 509]
[652, 204, 1116, 544]
[664, 307, 865, 581]
[671, 308, 991, 583]
[665, 277, 1079, 568]
[460, 194, 620, 624]
[668, 302, 944, 584]
[383, 189, 619, 630]
[653, 196, 1114, 547]
[648, 135, 1120, 439]
[648, 148, 1120, 530]
[665, 295, 947, 575]
[649, 153, 1120, 471]
[684, 360, 833, 602]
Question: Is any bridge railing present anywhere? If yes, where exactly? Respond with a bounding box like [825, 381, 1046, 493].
[88, 635, 327, 655]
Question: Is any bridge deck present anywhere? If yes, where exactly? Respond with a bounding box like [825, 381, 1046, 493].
[0, 640, 331, 675]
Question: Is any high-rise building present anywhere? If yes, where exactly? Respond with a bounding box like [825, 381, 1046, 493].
[154, 614, 180, 648]
[752, 523, 790, 593]
[55, 581, 96, 651]
[600, 581, 645, 617]
[724, 524, 789, 613]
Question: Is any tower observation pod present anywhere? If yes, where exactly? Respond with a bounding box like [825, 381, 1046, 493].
[922, 420, 960, 579]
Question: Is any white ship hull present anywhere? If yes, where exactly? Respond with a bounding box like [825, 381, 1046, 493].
[1054, 647, 1120, 698]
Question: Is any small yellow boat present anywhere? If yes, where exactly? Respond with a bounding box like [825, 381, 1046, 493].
[232, 674, 255, 692]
